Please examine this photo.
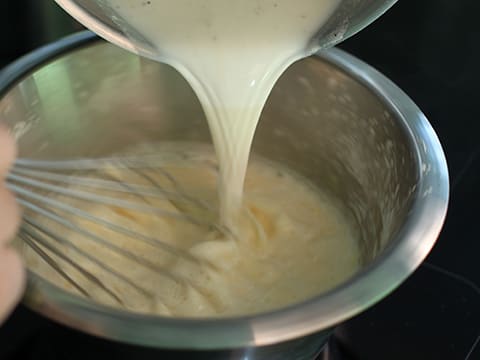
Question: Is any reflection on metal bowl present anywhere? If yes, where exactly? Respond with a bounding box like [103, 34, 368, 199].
[0, 31, 448, 359]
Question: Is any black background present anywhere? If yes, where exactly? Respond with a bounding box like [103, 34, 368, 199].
[1, 1, 479, 359]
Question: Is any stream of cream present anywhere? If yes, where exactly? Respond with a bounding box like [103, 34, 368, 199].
[105, 0, 340, 227]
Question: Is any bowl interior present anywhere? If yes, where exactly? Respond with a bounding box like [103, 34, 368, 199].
[1, 41, 417, 267]
[0, 38, 443, 349]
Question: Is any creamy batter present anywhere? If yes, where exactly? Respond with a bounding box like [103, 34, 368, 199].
[24, 144, 359, 317]
[105, 0, 340, 224]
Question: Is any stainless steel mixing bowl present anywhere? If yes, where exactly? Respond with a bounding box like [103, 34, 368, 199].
[0, 32, 448, 359]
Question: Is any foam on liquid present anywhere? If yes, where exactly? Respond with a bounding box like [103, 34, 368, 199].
[106, 0, 340, 226]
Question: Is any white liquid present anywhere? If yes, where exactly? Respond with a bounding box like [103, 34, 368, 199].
[105, 0, 340, 226]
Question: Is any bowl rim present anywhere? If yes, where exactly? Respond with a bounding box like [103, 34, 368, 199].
[0, 31, 449, 349]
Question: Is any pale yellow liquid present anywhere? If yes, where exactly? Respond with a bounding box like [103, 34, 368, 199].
[24, 144, 359, 317]
[105, 0, 341, 224]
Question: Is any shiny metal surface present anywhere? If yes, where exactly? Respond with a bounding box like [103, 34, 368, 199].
[0, 34, 448, 356]
[53, 0, 398, 60]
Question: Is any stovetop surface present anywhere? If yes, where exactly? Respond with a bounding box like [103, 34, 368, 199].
[1, 0, 479, 359]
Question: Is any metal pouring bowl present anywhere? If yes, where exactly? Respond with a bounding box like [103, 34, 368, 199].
[0, 32, 448, 359]
[54, 0, 399, 60]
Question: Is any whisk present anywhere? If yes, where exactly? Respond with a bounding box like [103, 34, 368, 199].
[6, 152, 230, 312]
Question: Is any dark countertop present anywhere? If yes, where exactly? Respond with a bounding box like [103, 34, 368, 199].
[1, 0, 479, 359]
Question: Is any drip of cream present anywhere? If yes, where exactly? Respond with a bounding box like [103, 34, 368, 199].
[105, 0, 340, 227]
